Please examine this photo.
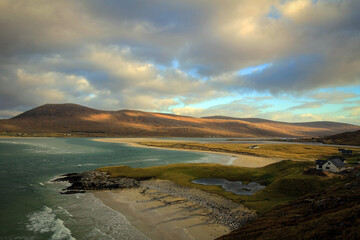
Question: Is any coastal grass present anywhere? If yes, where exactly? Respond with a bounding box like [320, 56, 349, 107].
[138, 142, 360, 161]
[98, 160, 333, 214]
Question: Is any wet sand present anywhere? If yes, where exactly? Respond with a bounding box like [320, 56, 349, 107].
[93, 138, 282, 167]
[94, 189, 228, 240]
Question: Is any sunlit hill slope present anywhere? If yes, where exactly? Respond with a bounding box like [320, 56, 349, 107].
[0, 104, 358, 137]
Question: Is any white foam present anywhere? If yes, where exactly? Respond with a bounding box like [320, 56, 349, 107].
[88, 227, 116, 240]
[68, 193, 149, 239]
[226, 156, 237, 165]
[26, 206, 75, 240]
[57, 206, 73, 218]
[141, 158, 160, 162]
[0, 139, 105, 155]
[82, 163, 100, 166]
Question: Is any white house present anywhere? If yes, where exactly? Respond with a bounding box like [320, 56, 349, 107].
[315, 158, 346, 173]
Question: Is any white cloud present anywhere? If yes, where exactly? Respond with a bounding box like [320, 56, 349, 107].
[0, 110, 22, 119]
[0, 0, 360, 125]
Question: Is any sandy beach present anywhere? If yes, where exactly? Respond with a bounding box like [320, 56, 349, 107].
[91, 138, 274, 239]
[94, 189, 228, 240]
[93, 138, 282, 167]
[94, 179, 256, 240]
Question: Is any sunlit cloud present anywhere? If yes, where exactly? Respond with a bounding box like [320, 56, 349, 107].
[0, 0, 359, 125]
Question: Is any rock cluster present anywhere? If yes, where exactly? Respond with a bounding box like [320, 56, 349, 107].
[53, 170, 139, 193]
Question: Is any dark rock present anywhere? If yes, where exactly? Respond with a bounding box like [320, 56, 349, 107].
[61, 190, 86, 194]
[53, 170, 140, 192]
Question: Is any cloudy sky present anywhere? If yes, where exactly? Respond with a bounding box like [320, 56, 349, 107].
[1, 0, 360, 124]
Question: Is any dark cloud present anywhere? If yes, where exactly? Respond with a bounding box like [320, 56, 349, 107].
[242, 55, 325, 93]
[0, 0, 359, 122]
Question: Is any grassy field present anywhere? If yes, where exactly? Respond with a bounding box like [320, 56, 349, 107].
[98, 160, 337, 214]
[219, 167, 360, 240]
[139, 142, 360, 161]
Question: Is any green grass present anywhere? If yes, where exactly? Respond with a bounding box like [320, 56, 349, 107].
[140, 142, 360, 161]
[98, 160, 333, 214]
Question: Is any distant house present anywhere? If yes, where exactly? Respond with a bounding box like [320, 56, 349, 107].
[338, 149, 353, 155]
[249, 145, 259, 149]
[315, 158, 346, 173]
[315, 160, 327, 170]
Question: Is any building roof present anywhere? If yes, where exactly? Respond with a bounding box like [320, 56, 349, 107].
[339, 149, 353, 153]
[328, 156, 346, 162]
[315, 160, 327, 167]
[329, 158, 346, 168]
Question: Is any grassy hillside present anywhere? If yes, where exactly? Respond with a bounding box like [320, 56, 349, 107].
[0, 103, 359, 138]
[98, 161, 333, 214]
[218, 167, 360, 240]
[320, 130, 360, 146]
[139, 142, 360, 161]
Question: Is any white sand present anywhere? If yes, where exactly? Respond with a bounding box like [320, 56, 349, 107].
[94, 188, 231, 240]
[93, 138, 282, 167]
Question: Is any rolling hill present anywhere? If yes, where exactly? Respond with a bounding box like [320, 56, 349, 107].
[319, 130, 360, 146]
[0, 103, 359, 137]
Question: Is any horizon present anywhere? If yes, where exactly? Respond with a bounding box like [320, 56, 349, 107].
[1, 1, 360, 125]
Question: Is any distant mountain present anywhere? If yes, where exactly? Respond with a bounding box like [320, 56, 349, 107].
[319, 130, 360, 146]
[0, 103, 359, 137]
[12, 103, 102, 119]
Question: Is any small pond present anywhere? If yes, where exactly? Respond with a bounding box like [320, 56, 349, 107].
[192, 178, 265, 195]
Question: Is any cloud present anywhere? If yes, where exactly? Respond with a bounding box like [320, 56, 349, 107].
[0, 0, 360, 124]
[310, 91, 358, 103]
[289, 102, 322, 110]
[173, 98, 270, 118]
[0, 110, 22, 119]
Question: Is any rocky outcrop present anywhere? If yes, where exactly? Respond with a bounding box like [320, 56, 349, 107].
[53, 170, 140, 193]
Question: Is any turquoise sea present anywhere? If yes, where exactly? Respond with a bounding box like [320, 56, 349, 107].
[0, 138, 231, 240]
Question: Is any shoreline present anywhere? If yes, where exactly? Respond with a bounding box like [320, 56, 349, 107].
[93, 179, 256, 240]
[92, 138, 282, 168]
[69, 138, 280, 239]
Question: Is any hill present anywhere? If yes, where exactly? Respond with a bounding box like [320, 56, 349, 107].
[0, 103, 359, 137]
[218, 167, 360, 240]
[319, 130, 360, 146]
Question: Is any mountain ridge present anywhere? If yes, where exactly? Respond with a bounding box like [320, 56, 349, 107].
[1, 103, 359, 138]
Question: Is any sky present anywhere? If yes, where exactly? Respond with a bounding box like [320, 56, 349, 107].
[0, 0, 360, 125]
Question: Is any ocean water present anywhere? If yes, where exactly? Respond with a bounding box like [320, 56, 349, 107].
[0, 138, 231, 240]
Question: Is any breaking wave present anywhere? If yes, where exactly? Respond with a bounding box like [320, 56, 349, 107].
[26, 206, 75, 240]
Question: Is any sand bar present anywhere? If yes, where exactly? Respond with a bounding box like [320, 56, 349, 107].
[93, 138, 282, 167]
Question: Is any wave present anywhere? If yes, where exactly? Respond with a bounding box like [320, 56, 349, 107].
[76, 163, 101, 167]
[226, 156, 238, 165]
[56, 206, 73, 218]
[0, 139, 106, 155]
[26, 206, 75, 240]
